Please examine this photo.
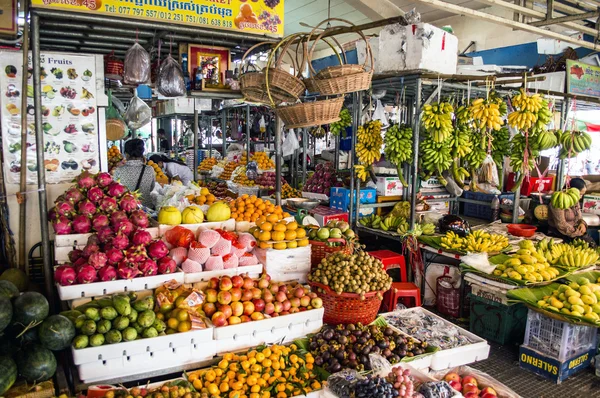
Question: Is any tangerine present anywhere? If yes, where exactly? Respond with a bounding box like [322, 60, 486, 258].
[295, 228, 306, 238]
[271, 231, 285, 241]
[266, 213, 279, 223]
[284, 230, 297, 240]
[286, 240, 298, 249]
[273, 223, 287, 232]
[297, 238, 309, 247]
[286, 221, 298, 231]
[273, 242, 287, 250]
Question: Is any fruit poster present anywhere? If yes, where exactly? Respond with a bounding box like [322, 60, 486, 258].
[566, 59, 600, 99]
[0, 51, 99, 184]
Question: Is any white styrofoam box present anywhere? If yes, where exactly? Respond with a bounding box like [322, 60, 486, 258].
[54, 227, 160, 249]
[456, 64, 502, 76]
[465, 272, 518, 305]
[254, 246, 311, 283]
[158, 219, 236, 237]
[184, 264, 263, 284]
[376, 176, 403, 196]
[355, 37, 379, 73]
[379, 23, 458, 75]
[213, 308, 324, 354]
[527, 71, 565, 92]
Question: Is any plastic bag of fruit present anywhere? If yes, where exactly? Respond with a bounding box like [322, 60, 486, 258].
[323, 369, 363, 398]
[123, 41, 150, 85]
[156, 54, 185, 97]
[430, 366, 520, 398]
[164, 226, 195, 248]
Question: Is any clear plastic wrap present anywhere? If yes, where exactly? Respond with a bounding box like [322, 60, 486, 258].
[430, 366, 521, 398]
[417, 381, 456, 398]
[478, 154, 499, 187]
[324, 369, 363, 398]
[123, 42, 150, 85]
[156, 54, 186, 97]
[124, 92, 152, 130]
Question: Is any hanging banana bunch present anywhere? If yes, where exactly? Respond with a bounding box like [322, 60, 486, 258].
[309, 126, 326, 138]
[355, 119, 383, 181]
[420, 135, 453, 185]
[384, 124, 413, 186]
[330, 108, 352, 136]
[532, 98, 553, 133]
[507, 89, 544, 131]
[455, 104, 470, 125]
[449, 125, 473, 188]
[557, 129, 592, 159]
[469, 98, 504, 131]
[535, 129, 558, 151]
[422, 102, 454, 142]
[509, 133, 539, 191]
[491, 127, 510, 166]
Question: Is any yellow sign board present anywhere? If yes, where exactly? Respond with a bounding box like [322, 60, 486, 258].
[31, 0, 284, 37]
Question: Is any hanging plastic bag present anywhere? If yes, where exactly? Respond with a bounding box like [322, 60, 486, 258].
[282, 129, 299, 157]
[124, 91, 152, 130]
[156, 54, 186, 97]
[478, 154, 499, 187]
[105, 90, 126, 141]
[123, 42, 150, 85]
[259, 116, 266, 133]
[372, 99, 388, 126]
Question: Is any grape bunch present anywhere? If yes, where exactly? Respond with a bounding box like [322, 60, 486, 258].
[387, 367, 415, 397]
[263, 0, 280, 8]
[354, 376, 399, 398]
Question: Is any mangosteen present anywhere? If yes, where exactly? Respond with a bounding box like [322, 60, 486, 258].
[338, 335, 348, 344]
[314, 356, 324, 366]
[382, 348, 392, 357]
[358, 336, 367, 345]
[323, 329, 334, 341]
[348, 352, 357, 361]
[348, 359, 358, 369]
[349, 335, 357, 344]
[346, 324, 356, 331]
[361, 345, 372, 356]
[331, 362, 342, 372]
[397, 350, 407, 357]
[377, 340, 389, 349]
[322, 351, 331, 360]
[383, 327, 394, 336]
[371, 346, 381, 355]
[334, 349, 345, 360]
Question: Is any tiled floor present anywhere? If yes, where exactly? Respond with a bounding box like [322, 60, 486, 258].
[471, 343, 600, 398]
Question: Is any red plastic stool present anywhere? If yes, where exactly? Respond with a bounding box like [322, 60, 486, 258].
[369, 250, 407, 281]
[384, 282, 421, 311]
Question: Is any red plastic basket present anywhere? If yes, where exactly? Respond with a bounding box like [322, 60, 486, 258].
[309, 239, 353, 269]
[309, 281, 383, 325]
[436, 275, 460, 318]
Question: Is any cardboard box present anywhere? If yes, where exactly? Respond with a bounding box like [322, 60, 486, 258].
[377, 177, 403, 196]
[519, 345, 596, 383]
[506, 173, 554, 196]
[309, 206, 348, 226]
[582, 194, 600, 215]
[329, 187, 377, 212]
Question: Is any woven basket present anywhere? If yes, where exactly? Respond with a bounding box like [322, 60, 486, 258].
[309, 281, 383, 325]
[275, 97, 343, 129]
[310, 239, 353, 268]
[106, 118, 126, 141]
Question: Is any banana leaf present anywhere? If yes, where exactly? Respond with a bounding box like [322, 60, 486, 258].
[554, 263, 599, 272]
[506, 284, 600, 327]
[564, 271, 600, 284]
[417, 235, 443, 249]
[460, 262, 571, 286]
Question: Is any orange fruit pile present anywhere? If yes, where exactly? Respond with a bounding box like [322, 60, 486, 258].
[250, 219, 309, 250]
[252, 152, 275, 170]
[219, 161, 239, 180]
[186, 187, 216, 206]
[198, 157, 218, 172]
[229, 195, 289, 224]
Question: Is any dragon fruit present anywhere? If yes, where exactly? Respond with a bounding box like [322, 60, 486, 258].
[230, 241, 247, 258]
[107, 182, 126, 198]
[169, 247, 188, 266]
[110, 211, 128, 226]
[187, 242, 210, 264]
[54, 265, 76, 286]
[111, 232, 130, 250]
[96, 172, 113, 188]
[204, 255, 224, 271]
[132, 230, 153, 246]
[78, 199, 97, 217]
[87, 234, 100, 246]
[98, 265, 117, 281]
[88, 252, 108, 269]
[199, 229, 221, 248]
[222, 253, 239, 269]
[139, 258, 158, 276]
[147, 240, 169, 260]
[48, 207, 57, 220]
[97, 226, 115, 244]
[157, 256, 177, 274]
[65, 187, 85, 204]
[51, 216, 72, 235]
[55, 200, 75, 217]
[237, 233, 257, 251]
[68, 249, 84, 263]
[117, 260, 139, 279]
[106, 247, 124, 265]
[72, 215, 92, 234]
[92, 214, 110, 231]
[211, 238, 231, 257]
[76, 171, 96, 190]
[125, 244, 147, 263]
[181, 258, 202, 273]
[99, 197, 118, 213]
[130, 210, 150, 228]
[82, 243, 100, 259]
[73, 257, 87, 269]
[114, 220, 135, 236]
[76, 265, 97, 284]
[119, 193, 140, 213]
[239, 252, 259, 266]
[87, 186, 105, 204]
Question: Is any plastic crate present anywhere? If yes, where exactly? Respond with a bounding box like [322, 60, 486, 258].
[462, 191, 515, 220]
[523, 309, 598, 361]
[469, 294, 528, 345]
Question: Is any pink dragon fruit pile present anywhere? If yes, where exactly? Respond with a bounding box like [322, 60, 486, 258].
[48, 171, 149, 235]
[173, 228, 259, 274]
[303, 162, 341, 195]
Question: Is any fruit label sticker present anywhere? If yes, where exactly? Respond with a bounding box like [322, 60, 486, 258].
[30, 0, 284, 37]
[0, 51, 99, 184]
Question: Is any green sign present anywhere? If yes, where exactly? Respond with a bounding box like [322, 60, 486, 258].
[566, 59, 600, 99]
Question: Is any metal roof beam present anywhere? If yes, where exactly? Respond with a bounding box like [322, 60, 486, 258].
[39, 29, 148, 44]
[530, 9, 600, 26]
[40, 21, 156, 37]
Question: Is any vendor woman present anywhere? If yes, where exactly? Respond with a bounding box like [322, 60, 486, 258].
[113, 139, 156, 209]
[548, 177, 596, 247]
[149, 155, 194, 186]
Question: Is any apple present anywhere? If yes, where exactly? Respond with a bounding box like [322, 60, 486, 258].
[289, 307, 300, 313]
[258, 277, 269, 289]
[264, 302, 275, 315]
[282, 300, 291, 311]
[231, 275, 244, 288]
[279, 285, 288, 294]
[264, 274, 271, 282]
[241, 289, 254, 302]
[218, 304, 232, 319]
[462, 376, 478, 387]
[309, 292, 318, 299]
[290, 297, 301, 308]
[205, 289, 218, 303]
[311, 297, 323, 309]
[217, 290, 232, 305]
[263, 289, 274, 303]
[481, 394, 497, 398]
[280, 311, 289, 316]
[269, 283, 280, 295]
[242, 277, 254, 290]
[463, 393, 479, 398]
[275, 291, 287, 303]
[273, 301, 283, 313]
[300, 296, 311, 307]
[444, 373, 461, 384]
[211, 311, 227, 327]
[203, 303, 217, 317]
[448, 380, 462, 392]
[271, 312, 279, 317]
[230, 287, 242, 302]
[480, 387, 497, 396]
[251, 312, 265, 321]
[243, 301, 255, 316]
[231, 301, 244, 317]
[294, 287, 305, 298]
[240, 315, 251, 323]
[208, 277, 219, 290]
[219, 276, 233, 291]
[251, 288, 262, 300]
[253, 298, 266, 312]
[463, 384, 479, 395]
[228, 316, 241, 325]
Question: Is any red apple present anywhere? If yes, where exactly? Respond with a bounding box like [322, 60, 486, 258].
[218, 304, 232, 319]
[290, 297, 301, 308]
[282, 300, 291, 311]
[262, 289, 274, 303]
[241, 289, 254, 302]
[275, 291, 287, 303]
[264, 302, 275, 315]
[253, 298, 266, 312]
[243, 301, 255, 316]
[271, 312, 279, 317]
[280, 311, 289, 316]
[294, 287, 305, 298]
[231, 275, 244, 288]
[300, 296, 311, 307]
[269, 283, 280, 295]
[463, 393, 479, 398]
[263, 274, 271, 281]
[242, 277, 254, 290]
[240, 315, 251, 323]
[230, 287, 242, 302]
[219, 276, 233, 291]
[444, 373, 461, 384]
[208, 277, 219, 290]
[203, 303, 217, 317]
[289, 307, 300, 314]
[279, 285, 288, 294]
[481, 394, 497, 398]
[231, 301, 244, 317]
[251, 287, 262, 300]
[228, 316, 241, 325]
[480, 387, 497, 396]
[211, 311, 227, 327]
[205, 289, 218, 303]
[251, 312, 265, 321]
[217, 290, 232, 305]
[258, 277, 269, 289]
[463, 384, 479, 395]
[462, 376, 478, 387]
[299, 307, 307, 312]
[311, 297, 323, 308]
[273, 301, 283, 313]
[308, 292, 318, 299]
[448, 380, 462, 392]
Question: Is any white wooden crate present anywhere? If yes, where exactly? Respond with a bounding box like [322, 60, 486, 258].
[158, 219, 236, 237]
[184, 264, 263, 284]
[54, 227, 160, 248]
[254, 246, 311, 283]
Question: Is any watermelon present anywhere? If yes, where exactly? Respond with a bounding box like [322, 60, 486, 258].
[0, 296, 12, 333]
[0, 280, 19, 299]
[38, 315, 75, 351]
[16, 345, 57, 383]
[0, 268, 29, 292]
[0, 356, 17, 395]
[13, 292, 49, 325]
[0, 339, 17, 356]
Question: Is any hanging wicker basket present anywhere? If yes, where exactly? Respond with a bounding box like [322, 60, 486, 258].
[275, 97, 344, 129]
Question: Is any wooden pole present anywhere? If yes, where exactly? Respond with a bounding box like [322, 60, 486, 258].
[18, 0, 30, 272]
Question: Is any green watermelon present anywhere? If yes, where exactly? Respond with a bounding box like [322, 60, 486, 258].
[0, 296, 12, 333]
[16, 345, 56, 383]
[38, 315, 75, 351]
[0, 280, 19, 299]
[20, 326, 40, 344]
[0, 356, 17, 395]
[0, 269, 29, 292]
[13, 292, 49, 325]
